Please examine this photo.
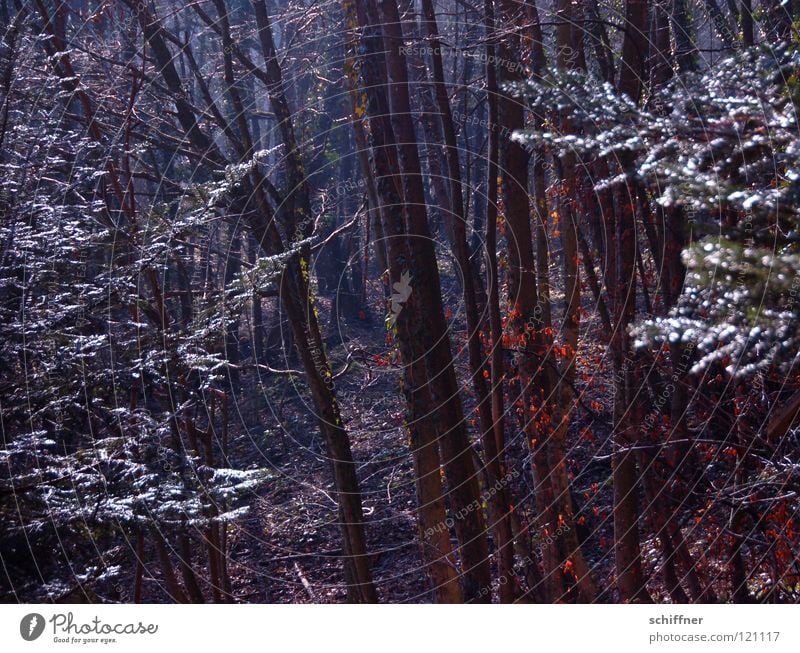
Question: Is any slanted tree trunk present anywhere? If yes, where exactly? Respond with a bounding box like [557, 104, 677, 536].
[134, 0, 377, 601]
[249, 0, 377, 601]
[378, 0, 493, 601]
[346, 0, 462, 602]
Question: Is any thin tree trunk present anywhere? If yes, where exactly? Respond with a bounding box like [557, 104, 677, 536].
[741, 0, 754, 46]
[671, 0, 699, 72]
[178, 533, 206, 603]
[153, 529, 189, 604]
[422, 0, 517, 602]
[496, 0, 567, 603]
[610, 185, 652, 603]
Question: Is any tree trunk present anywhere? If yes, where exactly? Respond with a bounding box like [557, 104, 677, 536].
[422, 0, 517, 602]
[368, 0, 492, 601]
[347, 0, 465, 602]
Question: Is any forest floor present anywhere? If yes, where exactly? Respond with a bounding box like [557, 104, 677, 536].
[215, 271, 639, 603]
[223, 287, 436, 603]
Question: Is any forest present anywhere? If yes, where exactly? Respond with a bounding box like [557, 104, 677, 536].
[1, 0, 799, 604]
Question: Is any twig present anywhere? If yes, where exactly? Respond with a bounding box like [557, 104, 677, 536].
[293, 562, 316, 601]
